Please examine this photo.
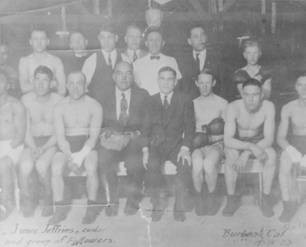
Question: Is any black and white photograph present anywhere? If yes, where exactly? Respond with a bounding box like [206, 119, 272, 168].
[0, 0, 306, 246]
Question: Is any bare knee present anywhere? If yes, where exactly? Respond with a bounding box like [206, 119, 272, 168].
[19, 152, 34, 177]
[279, 150, 293, 176]
[51, 153, 66, 177]
[0, 157, 12, 172]
[224, 148, 239, 167]
[264, 147, 276, 167]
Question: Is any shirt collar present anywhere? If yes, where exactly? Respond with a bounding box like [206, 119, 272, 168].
[116, 86, 131, 98]
[193, 49, 206, 58]
[160, 91, 174, 103]
[102, 49, 117, 57]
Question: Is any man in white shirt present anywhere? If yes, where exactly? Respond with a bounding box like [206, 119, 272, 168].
[121, 24, 147, 64]
[82, 24, 121, 105]
[133, 27, 181, 95]
[19, 29, 66, 96]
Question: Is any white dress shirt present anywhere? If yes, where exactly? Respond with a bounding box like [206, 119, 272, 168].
[193, 49, 207, 71]
[82, 49, 118, 86]
[160, 91, 173, 105]
[121, 49, 141, 64]
[133, 53, 182, 95]
[116, 87, 131, 120]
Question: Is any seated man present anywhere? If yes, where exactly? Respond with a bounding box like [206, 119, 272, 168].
[20, 66, 63, 217]
[19, 29, 66, 96]
[98, 61, 149, 216]
[223, 78, 276, 217]
[191, 69, 228, 216]
[233, 39, 272, 100]
[49, 71, 102, 225]
[144, 66, 195, 222]
[277, 73, 306, 222]
[0, 71, 26, 221]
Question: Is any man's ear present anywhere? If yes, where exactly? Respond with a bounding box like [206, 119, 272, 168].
[212, 79, 216, 87]
[187, 38, 192, 47]
[145, 40, 148, 48]
[84, 39, 88, 47]
[161, 40, 165, 48]
[46, 39, 50, 47]
[115, 35, 118, 43]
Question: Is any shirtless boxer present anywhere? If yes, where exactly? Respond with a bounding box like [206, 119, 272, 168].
[49, 71, 102, 225]
[19, 29, 66, 96]
[235, 39, 272, 99]
[0, 71, 26, 221]
[191, 69, 228, 215]
[20, 66, 62, 217]
[277, 74, 306, 222]
[223, 78, 276, 217]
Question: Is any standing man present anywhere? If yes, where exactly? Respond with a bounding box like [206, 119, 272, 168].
[277, 74, 306, 222]
[144, 66, 195, 222]
[98, 61, 149, 216]
[20, 66, 63, 217]
[176, 25, 221, 99]
[223, 79, 276, 217]
[133, 27, 181, 96]
[0, 43, 20, 98]
[191, 69, 228, 216]
[19, 29, 66, 96]
[82, 24, 121, 105]
[121, 24, 147, 64]
[0, 71, 26, 220]
[61, 32, 90, 76]
[49, 71, 102, 225]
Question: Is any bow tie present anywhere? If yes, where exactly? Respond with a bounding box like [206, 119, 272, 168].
[150, 55, 160, 60]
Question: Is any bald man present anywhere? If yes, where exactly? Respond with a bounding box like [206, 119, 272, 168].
[19, 29, 66, 96]
[49, 71, 102, 225]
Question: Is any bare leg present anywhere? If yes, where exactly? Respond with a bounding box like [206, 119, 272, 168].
[262, 147, 276, 195]
[224, 148, 239, 195]
[192, 149, 204, 193]
[279, 150, 293, 201]
[83, 151, 99, 201]
[51, 152, 67, 202]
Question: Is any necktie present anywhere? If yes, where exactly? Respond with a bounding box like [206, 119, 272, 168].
[163, 95, 169, 110]
[119, 92, 128, 125]
[132, 51, 137, 62]
[150, 55, 160, 60]
[108, 53, 112, 68]
[195, 53, 200, 72]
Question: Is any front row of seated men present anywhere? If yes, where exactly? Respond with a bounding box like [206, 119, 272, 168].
[0, 61, 306, 224]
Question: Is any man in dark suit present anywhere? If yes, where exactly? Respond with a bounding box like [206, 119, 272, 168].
[176, 25, 222, 99]
[98, 61, 149, 216]
[82, 24, 121, 105]
[144, 66, 195, 222]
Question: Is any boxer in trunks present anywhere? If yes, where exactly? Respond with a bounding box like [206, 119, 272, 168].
[0, 72, 26, 221]
[49, 71, 102, 225]
[223, 78, 276, 217]
[20, 66, 63, 217]
[19, 29, 66, 96]
[191, 69, 228, 216]
[277, 73, 306, 222]
[234, 39, 272, 100]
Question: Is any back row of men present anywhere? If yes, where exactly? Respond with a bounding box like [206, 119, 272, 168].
[1, 57, 306, 225]
[2, 24, 270, 102]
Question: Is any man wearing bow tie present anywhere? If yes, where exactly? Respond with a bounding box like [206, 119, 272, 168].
[133, 27, 181, 95]
[82, 24, 121, 106]
[143, 66, 195, 222]
[98, 61, 149, 216]
[121, 25, 147, 64]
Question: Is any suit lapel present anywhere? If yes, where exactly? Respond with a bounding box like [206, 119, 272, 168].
[109, 86, 117, 122]
[127, 88, 137, 125]
[162, 92, 177, 127]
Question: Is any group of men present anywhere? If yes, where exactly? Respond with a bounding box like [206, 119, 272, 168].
[0, 22, 305, 225]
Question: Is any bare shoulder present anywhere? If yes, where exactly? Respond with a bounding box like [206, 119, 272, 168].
[8, 96, 24, 111]
[50, 93, 64, 104]
[54, 97, 69, 113]
[21, 92, 35, 105]
[262, 100, 275, 113]
[85, 95, 102, 111]
[228, 99, 241, 111]
[214, 94, 228, 106]
[19, 54, 32, 65]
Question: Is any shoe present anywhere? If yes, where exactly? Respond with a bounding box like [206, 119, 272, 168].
[151, 202, 164, 222]
[82, 206, 100, 224]
[194, 192, 206, 216]
[261, 193, 274, 218]
[0, 203, 14, 222]
[47, 202, 69, 225]
[206, 192, 218, 216]
[279, 201, 298, 223]
[105, 203, 119, 217]
[21, 197, 36, 217]
[124, 200, 139, 216]
[173, 210, 186, 222]
[41, 205, 54, 217]
[222, 195, 240, 217]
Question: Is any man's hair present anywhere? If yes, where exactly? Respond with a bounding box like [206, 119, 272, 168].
[242, 78, 262, 89]
[158, 66, 176, 78]
[198, 68, 215, 81]
[30, 29, 48, 38]
[297, 71, 306, 81]
[144, 26, 163, 40]
[99, 23, 117, 35]
[242, 38, 262, 52]
[126, 24, 142, 35]
[68, 70, 86, 84]
[189, 25, 206, 37]
[34, 65, 53, 81]
[70, 31, 85, 40]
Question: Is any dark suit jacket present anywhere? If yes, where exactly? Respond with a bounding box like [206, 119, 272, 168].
[101, 84, 150, 146]
[144, 91, 195, 155]
[176, 47, 223, 99]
